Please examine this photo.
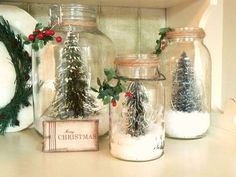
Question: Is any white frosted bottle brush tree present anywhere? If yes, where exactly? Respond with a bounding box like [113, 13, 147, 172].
[48, 31, 97, 119]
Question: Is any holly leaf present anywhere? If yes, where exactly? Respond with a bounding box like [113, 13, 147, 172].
[32, 43, 39, 51]
[159, 27, 172, 34]
[113, 95, 119, 101]
[35, 23, 43, 30]
[103, 96, 111, 105]
[22, 36, 28, 41]
[43, 26, 51, 31]
[23, 41, 30, 45]
[91, 87, 98, 93]
[92, 68, 128, 105]
[104, 68, 116, 81]
[44, 36, 53, 41]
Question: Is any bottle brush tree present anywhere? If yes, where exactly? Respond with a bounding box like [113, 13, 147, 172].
[48, 31, 97, 119]
[123, 81, 149, 137]
[171, 52, 202, 113]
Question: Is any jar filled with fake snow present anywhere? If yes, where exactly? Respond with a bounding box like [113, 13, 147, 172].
[161, 27, 211, 139]
[32, 4, 114, 136]
[109, 54, 165, 161]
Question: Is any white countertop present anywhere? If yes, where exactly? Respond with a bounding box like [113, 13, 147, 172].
[1, 114, 236, 177]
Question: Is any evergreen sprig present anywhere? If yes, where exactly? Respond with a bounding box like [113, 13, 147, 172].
[155, 27, 172, 55]
[91, 69, 127, 105]
[0, 16, 32, 134]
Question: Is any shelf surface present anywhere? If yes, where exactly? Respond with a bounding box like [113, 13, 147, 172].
[2, 0, 194, 8]
[1, 115, 236, 177]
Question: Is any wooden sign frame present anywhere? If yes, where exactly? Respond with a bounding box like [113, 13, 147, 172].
[43, 119, 99, 152]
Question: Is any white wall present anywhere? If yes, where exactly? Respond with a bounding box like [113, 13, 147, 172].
[201, 0, 223, 111]
[222, 0, 236, 107]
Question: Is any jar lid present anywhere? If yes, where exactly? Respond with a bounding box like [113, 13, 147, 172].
[166, 27, 205, 39]
[114, 54, 159, 67]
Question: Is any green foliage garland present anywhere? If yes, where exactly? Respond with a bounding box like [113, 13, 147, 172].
[92, 68, 127, 106]
[155, 27, 172, 55]
[0, 16, 32, 134]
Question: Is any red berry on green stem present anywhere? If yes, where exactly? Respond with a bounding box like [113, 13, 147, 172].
[28, 34, 35, 41]
[56, 36, 62, 43]
[112, 99, 117, 107]
[161, 40, 166, 45]
[45, 30, 51, 36]
[35, 29, 40, 33]
[125, 91, 133, 98]
[49, 30, 55, 36]
[37, 33, 44, 40]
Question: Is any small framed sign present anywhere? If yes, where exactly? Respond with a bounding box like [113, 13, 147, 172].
[43, 119, 99, 152]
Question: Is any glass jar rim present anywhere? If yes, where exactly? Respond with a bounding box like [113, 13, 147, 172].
[49, 4, 97, 26]
[49, 4, 96, 14]
[166, 27, 205, 39]
[115, 54, 159, 67]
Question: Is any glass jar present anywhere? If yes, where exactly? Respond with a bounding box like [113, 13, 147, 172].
[32, 4, 115, 136]
[109, 54, 165, 161]
[162, 27, 211, 139]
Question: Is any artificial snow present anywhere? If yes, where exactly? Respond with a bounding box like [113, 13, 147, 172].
[165, 111, 210, 139]
[110, 124, 164, 161]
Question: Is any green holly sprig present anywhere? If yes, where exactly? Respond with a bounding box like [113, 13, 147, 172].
[91, 69, 127, 107]
[23, 23, 62, 51]
[155, 27, 172, 55]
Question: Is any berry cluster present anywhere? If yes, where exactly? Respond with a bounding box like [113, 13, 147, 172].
[23, 23, 62, 51]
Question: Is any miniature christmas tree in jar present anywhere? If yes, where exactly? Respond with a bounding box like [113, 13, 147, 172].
[108, 54, 165, 161]
[32, 4, 115, 136]
[161, 27, 211, 139]
[46, 31, 98, 119]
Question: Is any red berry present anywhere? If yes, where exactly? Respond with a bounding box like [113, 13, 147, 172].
[37, 33, 44, 40]
[35, 29, 40, 33]
[45, 30, 51, 36]
[112, 100, 117, 107]
[161, 40, 166, 45]
[55, 36, 62, 43]
[28, 34, 35, 41]
[125, 91, 133, 98]
[49, 30, 55, 36]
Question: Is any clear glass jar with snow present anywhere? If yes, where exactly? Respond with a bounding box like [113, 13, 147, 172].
[109, 54, 165, 161]
[161, 27, 211, 139]
[32, 4, 114, 136]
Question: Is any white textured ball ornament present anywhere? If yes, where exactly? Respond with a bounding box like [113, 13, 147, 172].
[0, 42, 16, 108]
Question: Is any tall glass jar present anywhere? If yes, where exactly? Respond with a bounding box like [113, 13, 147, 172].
[162, 27, 211, 139]
[32, 4, 114, 136]
[110, 54, 165, 161]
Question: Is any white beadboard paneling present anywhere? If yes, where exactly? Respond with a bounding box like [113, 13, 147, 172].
[140, 8, 165, 54]
[29, 3, 50, 25]
[99, 7, 139, 55]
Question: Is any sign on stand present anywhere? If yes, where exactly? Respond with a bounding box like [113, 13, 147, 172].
[43, 120, 99, 152]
